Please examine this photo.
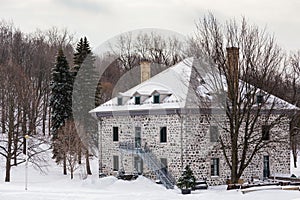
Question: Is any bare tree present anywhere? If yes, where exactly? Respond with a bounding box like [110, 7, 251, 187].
[288, 51, 300, 167]
[0, 21, 75, 181]
[189, 13, 289, 183]
[94, 32, 186, 106]
[56, 120, 82, 179]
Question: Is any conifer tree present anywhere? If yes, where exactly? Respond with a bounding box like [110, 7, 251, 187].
[73, 37, 92, 76]
[50, 48, 73, 174]
[72, 37, 98, 175]
[177, 165, 196, 190]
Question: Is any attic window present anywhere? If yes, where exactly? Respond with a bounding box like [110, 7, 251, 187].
[135, 96, 141, 105]
[117, 97, 123, 106]
[153, 94, 160, 104]
[256, 93, 264, 105]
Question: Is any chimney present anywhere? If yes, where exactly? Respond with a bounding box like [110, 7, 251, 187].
[226, 47, 239, 100]
[140, 60, 151, 83]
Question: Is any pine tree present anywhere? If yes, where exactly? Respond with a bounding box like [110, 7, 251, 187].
[73, 37, 92, 76]
[50, 48, 73, 174]
[177, 165, 196, 190]
[72, 37, 98, 175]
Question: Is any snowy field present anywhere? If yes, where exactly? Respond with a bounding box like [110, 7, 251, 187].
[0, 155, 299, 200]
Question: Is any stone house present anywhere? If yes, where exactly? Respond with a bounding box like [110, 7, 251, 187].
[90, 49, 294, 188]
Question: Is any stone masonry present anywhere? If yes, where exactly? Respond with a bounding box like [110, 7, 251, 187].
[98, 112, 290, 186]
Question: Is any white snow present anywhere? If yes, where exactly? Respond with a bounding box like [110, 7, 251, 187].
[1, 155, 300, 200]
[291, 152, 300, 177]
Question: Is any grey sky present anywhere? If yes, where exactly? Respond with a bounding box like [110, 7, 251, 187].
[0, 0, 299, 51]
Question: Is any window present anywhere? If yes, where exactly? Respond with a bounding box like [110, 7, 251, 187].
[160, 127, 167, 143]
[135, 127, 141, 148]
[210, 125, 219, 142]
[135, 96, 141, 105]
[117, 97, 123, 105]
[262, 125, 270, 140]
[153, 94, 160, 104]
[211, 158, 219, 176]
[113, 155, 119, 171]
[256, 93, 264, 105]
[113, 127, 118, 142]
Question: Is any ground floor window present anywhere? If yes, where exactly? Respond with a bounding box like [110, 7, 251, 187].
[113, 155, 119, 171]
[211, 158, 219, 176]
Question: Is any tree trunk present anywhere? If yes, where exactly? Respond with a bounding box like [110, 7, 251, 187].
[5, 157, 11, 182]
[5, 102, 14, 182]
[78, 148, 82, 165]
[293, 151, 297, 168]
[231, 132, 239, 183]
[70, 167, 74, 179]
[63, 155, 67, 175]
[22, 105, 28, 154]
[85, 149, 92, 175]
[48, 106, 51, 136]
[42, 92, 48, 136]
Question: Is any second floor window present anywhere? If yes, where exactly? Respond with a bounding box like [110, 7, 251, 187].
[160, 127, 167, 143]
[113, 127, 119, 142]
[262, 125, 270, 140]
[210, 125, 219, 142]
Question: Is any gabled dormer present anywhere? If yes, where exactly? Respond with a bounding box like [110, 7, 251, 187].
[116, 93, 131, 106]
[256, 91, 265, 105]
[151, 90, 172, 104]
[132, 91, 151, 105]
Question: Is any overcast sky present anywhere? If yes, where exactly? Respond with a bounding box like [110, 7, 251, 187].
[0, 0, 299, 52]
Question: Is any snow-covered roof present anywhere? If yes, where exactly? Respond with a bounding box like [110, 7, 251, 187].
[90, 58, 297, 116]
[90, 58, 193, 114]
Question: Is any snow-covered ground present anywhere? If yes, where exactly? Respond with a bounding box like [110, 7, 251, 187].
[0, 154, 299, 200]
[291, 153, 300, 177]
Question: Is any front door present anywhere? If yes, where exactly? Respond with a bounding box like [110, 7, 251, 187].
[134, 156, 143, 174]
[263, 155, 270, 179]
[135, 127, 141, 148]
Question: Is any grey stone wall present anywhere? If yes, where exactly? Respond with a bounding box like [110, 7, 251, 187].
[98, 113, 290, 185]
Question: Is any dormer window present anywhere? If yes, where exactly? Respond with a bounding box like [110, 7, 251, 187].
[135, 96, 141, 105]
[153, 94, 160, 104]
[256, 93, 264, 105]
[117, 97, 123, 106]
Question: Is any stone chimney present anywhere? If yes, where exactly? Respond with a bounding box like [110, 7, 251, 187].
[226, 47, 239, 100]
[140, 60, 151, 83]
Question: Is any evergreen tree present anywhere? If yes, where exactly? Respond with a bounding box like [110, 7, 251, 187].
[177, 165, 196, 189]
[72, 37, 98, 175]
[50, 48, 73, 173]
[73, 37, 92, 76]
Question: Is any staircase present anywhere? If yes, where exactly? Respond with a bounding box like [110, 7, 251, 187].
[119, 141, 176, 189]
